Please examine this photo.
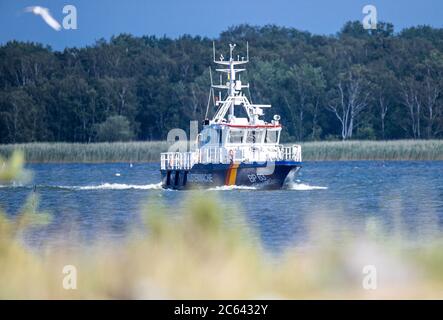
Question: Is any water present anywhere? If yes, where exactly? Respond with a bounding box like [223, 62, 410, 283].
[1, 161, 442, 250]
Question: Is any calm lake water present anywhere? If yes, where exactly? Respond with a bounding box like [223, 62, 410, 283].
[1, 161, 443, 251]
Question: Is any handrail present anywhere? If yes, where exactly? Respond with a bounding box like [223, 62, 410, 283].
[161, 144, 301, 170]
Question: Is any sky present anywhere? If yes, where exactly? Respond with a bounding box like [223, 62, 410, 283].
[0, 0, 442, 50]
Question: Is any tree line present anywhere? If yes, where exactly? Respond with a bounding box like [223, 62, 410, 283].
[0, 21, 442, 143]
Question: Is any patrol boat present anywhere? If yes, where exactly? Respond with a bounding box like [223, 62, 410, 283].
[160, 43, 302, 189]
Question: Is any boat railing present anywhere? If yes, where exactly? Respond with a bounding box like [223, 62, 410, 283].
[161, 144, 302, 170]
[198, 146, 225, 164]
[160, 151, 197, 170]
[279, 144, 302, 162]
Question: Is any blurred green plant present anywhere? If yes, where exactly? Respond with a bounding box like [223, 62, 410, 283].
[0, 151, 50, 238]
[0, 151, 24, 182]
[0, 152, 443, 299]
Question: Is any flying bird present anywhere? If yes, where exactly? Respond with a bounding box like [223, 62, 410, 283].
[25, 6, 61, 31]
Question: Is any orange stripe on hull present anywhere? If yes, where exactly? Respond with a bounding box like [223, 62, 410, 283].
[225, 163, 240, 186]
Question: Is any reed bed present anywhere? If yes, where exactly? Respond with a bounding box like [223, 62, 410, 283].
[0, 141, 169, 163]
[0, 140, 442, 163]
[299, 140, 443, 161]
[1, 152, 443, 299]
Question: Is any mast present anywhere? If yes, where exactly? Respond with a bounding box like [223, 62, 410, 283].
[210, 42, 271, 125]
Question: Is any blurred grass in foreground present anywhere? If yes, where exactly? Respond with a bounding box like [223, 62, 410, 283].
[0, 140, 442, 162]
[1, 152, 443, 299]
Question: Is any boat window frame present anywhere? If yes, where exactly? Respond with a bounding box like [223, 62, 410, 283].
[264, 128, 281, 144]
[246, 128, 265, 144]
[227, 128, 246, 144]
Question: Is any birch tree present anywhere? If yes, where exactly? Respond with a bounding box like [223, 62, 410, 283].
[327, 65, 370, 140]
[422, 51, 443, 138]
[400, 77, 421, 139]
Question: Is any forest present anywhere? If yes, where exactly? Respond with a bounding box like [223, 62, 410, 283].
[0, 21, 442, 143]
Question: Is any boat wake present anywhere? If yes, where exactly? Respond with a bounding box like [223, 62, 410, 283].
[208, 185, 257, 191]
[286, 182, 328, 191]
[63, 183, 163, 190]
[0, 183, 163, 191]
[0, 183, 26, 189]
[2, 182, 325, 191]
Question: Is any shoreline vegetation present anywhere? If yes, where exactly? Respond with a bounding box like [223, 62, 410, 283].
[0, 140, 442, 163]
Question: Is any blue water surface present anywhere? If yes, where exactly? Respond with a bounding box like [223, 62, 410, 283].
[1, 161, 442, 251]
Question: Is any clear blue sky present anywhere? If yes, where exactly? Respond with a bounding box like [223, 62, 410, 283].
[0, 0, 442, 50]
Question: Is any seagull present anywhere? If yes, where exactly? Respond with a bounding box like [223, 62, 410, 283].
[25, 6, 61, 31]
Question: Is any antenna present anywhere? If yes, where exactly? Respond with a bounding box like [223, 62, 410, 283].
[209, 67, 214, 86]
[246, 41, 249, 62]
[209, 67, 215, 105]
[208, 42, 261, 124]
[212, 41, 216, 62]
[229, 43, 236, 60]
[205, 86, 211, 119]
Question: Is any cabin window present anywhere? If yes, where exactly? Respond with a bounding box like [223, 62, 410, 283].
[199, 131, 209, 147]
[229, 130, 244, 144]
[200, 128, 221, 146]
[246, 130, 264, 144]
[215, 128, 222, 146]
[265, 129, 279, 144]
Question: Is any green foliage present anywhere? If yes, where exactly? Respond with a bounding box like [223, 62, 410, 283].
[0, 23, 442, 143]
[0, 152, 50, 240]
[0, 151, 24, 182]
[95, 115, 135, 142]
